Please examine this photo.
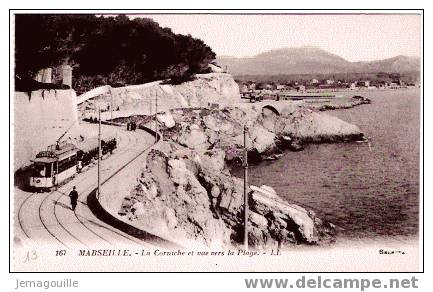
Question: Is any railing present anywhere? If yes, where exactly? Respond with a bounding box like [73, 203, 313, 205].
[85, 122, 178, 247]
[76, 85, 111, 104]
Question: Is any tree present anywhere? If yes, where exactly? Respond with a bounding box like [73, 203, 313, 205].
[15, 14, 216, 93]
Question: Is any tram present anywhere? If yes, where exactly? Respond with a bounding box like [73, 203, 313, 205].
[29, 137, 117, 190]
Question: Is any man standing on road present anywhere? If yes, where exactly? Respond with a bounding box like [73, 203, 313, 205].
[69, 186, 79, 211]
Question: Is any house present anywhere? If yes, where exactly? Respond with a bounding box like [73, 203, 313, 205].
[350, 82, 357, 90]
[325, 79, 335, 85]
[310, 78, 319, 84]
[358, 81, 370, 87]
[276, 84, 286, 90]
[389, 82, 400, 89]
[296, 85, 306, 92]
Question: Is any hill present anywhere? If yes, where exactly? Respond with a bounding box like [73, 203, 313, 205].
[15, 15, 216, 94]
[217, 47, 420, 76]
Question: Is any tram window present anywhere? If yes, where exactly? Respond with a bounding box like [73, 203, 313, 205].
[45, 163, 52, 177]
[33, 163, 46, 177]
[58, 154, 77, 173]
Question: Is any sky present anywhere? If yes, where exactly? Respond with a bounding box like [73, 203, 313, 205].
[130, 14, 422, 62]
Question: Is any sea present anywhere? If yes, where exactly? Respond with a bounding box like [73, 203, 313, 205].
[232, 88, 420, 239]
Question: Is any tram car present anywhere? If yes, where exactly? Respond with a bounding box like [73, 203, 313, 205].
[29, 137, 117, 190]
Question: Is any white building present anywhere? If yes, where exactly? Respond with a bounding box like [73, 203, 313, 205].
[296, 85, 306, 92]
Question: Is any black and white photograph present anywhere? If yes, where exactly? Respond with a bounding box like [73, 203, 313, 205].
[10, 11, 422, 273]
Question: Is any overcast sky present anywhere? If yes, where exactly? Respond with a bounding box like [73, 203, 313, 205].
[130, 14, 422, 62]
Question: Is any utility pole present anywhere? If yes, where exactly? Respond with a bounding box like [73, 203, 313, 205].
[243, 125, 249, 251]
[155, 90, 158, 143]
[110, 88, 113, 120]
[97, 107, 102, 200]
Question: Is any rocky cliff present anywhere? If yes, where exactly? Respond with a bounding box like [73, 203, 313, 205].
[118, 141, 335, 249]
[132, 105, 364, 161]
[115, 105, 364, 248]
[79, 73, 240, 120]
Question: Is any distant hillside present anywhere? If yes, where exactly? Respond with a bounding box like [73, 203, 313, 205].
[217, 47, 420, 76]
[354, 55, 420, 73]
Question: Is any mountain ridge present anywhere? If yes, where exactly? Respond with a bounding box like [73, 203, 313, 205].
[216, 47, 420, 75]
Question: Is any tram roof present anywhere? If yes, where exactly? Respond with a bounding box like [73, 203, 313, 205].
[32, 157, 57, 163]
[35, 143, 78, 160]
[77, 137, 99, 152]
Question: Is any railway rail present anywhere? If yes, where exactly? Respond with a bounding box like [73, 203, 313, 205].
[14, 123, 156, 249]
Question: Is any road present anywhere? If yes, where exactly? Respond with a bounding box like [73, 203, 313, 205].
[13, 123, 156, 250]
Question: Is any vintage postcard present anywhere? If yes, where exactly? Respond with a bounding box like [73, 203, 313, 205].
[10, 11, 423, 272]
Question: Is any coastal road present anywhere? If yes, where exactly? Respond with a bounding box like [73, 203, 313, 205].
[14, 123, 156, 250]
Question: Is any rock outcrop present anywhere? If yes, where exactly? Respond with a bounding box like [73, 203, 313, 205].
[114, 103, 364, 248]
[79, 73, 240, 120]
[119, 141, 335, 249]
[131, 106, 364, 162]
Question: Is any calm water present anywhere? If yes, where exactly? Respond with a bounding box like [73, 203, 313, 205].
[233, 89, 420, 239]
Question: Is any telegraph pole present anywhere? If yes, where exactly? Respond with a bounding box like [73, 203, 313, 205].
[110, 88, 113, 120]
[97, 107, 102, 200]
[155, 90, 158, 143]
[243, 125, 249, 250]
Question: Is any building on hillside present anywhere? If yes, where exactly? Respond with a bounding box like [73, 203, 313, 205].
[310, 78, 319, 85]
[296, 85, 306, 92]
[389, 82, 400, 89]
[358, 80, 370, 87]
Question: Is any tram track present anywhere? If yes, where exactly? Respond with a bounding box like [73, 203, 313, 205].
[15, 124, 155, 248]
[51, 131, 133, 247]
[17, 192, 37, 242]
[51, 130, 145, 247]
[38, 190, 73, 249]
[63, 132, 149, 247]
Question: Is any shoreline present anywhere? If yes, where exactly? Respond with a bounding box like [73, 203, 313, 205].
[104, 99, 370, 249]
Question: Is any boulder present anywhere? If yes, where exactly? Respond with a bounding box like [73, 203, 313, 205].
[277, 109, 363, 143]
[208, 63, 225, 73]
[249, 185, 335, 244]
[248, 124, 277, 153]
[199, 150, 226, 172]
[249, 212, 268, 228]
[157, 111, 175, 128]
[177, 124, 208, 149]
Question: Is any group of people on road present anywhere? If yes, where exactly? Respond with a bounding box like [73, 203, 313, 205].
[126, 121, 137, 131]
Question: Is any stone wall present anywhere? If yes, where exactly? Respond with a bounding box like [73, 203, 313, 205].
[78, 73, 241, 119]
[14, 89, 79, 170]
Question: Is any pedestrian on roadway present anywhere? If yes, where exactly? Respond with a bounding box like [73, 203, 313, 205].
[69, 186, 79, 211]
